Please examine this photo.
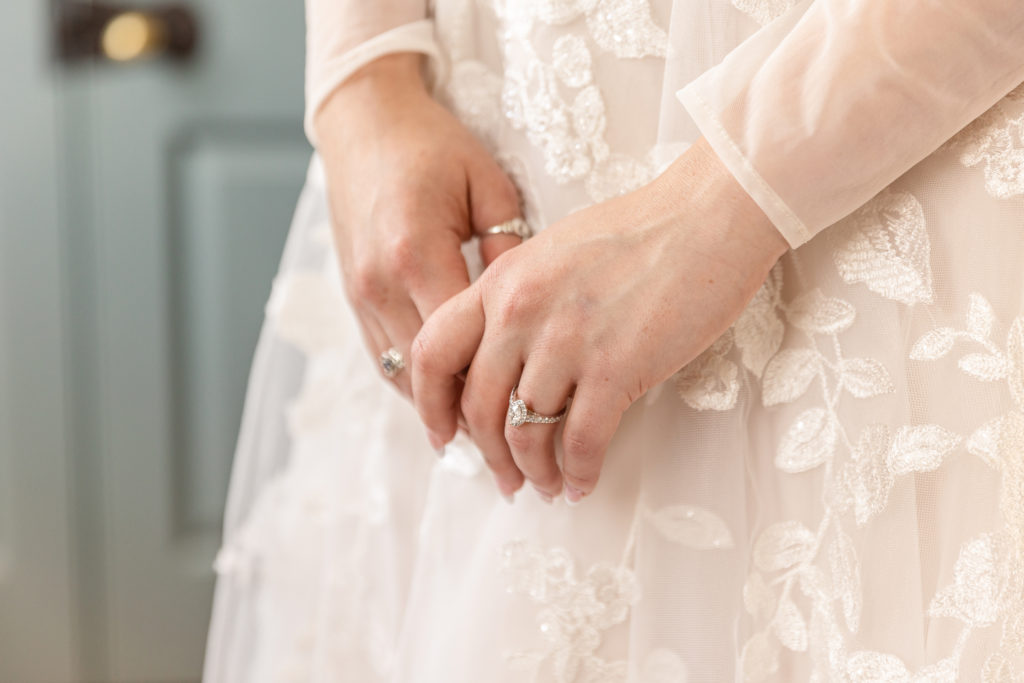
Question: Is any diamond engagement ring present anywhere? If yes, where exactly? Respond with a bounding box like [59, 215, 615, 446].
[379, 348, 405, 378]
[484, 217, 533, 240]
[507, 386, 567, 427]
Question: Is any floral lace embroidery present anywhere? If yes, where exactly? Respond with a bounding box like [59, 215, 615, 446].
[502, 503, 729, 682]
[501, 539, 641, 682]
[731, 0, 799, 26]
[831, 188, 933, 305]
[675, 329, 741, 411]
[945, 83, 1024, 200]
[734, 285, 1024, 681]
[909, 293, 1024, 681]
[478, 0, 672, 203]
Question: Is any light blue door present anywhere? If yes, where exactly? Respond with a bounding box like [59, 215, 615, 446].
[0, 1, 311, 680]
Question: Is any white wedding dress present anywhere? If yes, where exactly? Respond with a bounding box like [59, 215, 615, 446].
[204, 1, 1024, 681]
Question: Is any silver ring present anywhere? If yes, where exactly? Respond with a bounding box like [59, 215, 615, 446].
[484, 217, 532, 240]
[507, 386, 567, 427]
[379, 348, 405, 378]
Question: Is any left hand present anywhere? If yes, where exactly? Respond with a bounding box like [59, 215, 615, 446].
[411, 138, 789, 504]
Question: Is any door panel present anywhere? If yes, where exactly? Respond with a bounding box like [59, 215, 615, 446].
[0, 0, 77, 679]
[171, 125, 310, 538]
[69, 0, 309, 680]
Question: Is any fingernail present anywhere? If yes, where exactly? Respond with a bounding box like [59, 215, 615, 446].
[426, 429, 444, 450]
[502, 492, 515, 505]
[565, 485, 584, 506]
[435, 446, 446, 459]
[532, 485, 553, 505]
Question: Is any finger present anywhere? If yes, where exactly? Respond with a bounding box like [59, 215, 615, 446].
[372, 300, 423, 397]
[504, 359, 574, 503]
[466, 155, 525, 267]
[351, 305, 402, 385]
[461, 337, 524, 499]
[411, 286, 485, 449]
[560, 382, 629, 505]
[407, 230, 472, 318]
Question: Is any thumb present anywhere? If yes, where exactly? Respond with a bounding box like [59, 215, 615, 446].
[466, 156, 527, 266]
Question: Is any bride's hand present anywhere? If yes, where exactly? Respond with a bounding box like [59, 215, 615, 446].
[316, 53, 524, 398]
[411, 138, 789, 503]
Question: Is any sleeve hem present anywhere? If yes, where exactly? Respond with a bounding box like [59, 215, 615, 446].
[676, 84, 812, 249]
[304, 20, 447, 147]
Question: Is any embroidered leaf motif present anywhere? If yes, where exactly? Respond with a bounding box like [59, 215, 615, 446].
[740, 632, 780, 683]
[832, 189, 933, 305]
[829, 529, 862, 633]
[981, 654, 1015, 683]
[797, 565, 827, 603]
[886, 425, 961, 475]
[958, 353, 1009, 381]
[786, 289, 856, 335]
[929, 534, 1002, 627]
[762, 349, 820, 406]
[846, 651, 911, 682]
[743, 572, 776, 621]
[966, 416, 1007, 469]
[967, 293, 996, 339]
[773, 595, 808, 652]
[675, 333, 739, 411]
[849, 425, 894, 526]
[754, 521, 816, 573]
[910, 328, 957, 360]
[1007, 317, 1024, 410]
[776, 408, 836, 473]
[732, 0, 799, 25]
[952, 104, 1024, 199]
[644, 505, 735, 549]
[733, 263, 785, 377]
[916, 658, 958, 683]
[840, 358, 895, 398]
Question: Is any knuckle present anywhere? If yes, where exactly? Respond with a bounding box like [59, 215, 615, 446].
[349, 262, 386, 307]
[410, 328, 436, 372]
[493, 279, 537, 326]
[504, 424, 537, 453]
[384, 233, 420, 281]
[563, 428, 601, 469]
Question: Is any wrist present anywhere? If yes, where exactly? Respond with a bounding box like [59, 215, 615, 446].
[660, 137, 790, 263]
[313, 53, 429, 146]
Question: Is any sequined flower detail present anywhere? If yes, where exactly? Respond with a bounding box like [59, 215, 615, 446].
[502, 540, 640, 682]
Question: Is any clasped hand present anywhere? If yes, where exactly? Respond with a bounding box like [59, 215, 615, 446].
[319, 54, 788, 506]
[411, 137, 787, 504]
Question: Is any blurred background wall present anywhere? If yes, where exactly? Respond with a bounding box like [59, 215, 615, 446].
[1, 1, 311, 680]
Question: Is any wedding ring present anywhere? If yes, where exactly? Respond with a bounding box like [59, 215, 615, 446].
[379, 348, 405, 378]
[484, 217, 532, 240]
[507, 386, 567, 427]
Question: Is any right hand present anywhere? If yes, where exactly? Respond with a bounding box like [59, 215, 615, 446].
[314, 53, 524, 399]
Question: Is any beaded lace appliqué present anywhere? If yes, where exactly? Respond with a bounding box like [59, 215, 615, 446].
[501, 539, 641, 682]
[439, 0, 673, 205]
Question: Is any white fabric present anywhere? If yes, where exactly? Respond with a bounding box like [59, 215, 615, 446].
[207, 1, 1024, 682]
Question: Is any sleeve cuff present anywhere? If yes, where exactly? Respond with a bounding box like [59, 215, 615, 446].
[676, 83, 811, 249]
[304, 19, 447, 147]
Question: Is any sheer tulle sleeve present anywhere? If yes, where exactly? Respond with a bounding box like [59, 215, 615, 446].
[677, 0, 1024, 248]
[304, 0, 443, 145]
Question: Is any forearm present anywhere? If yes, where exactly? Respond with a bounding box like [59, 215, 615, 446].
[678, 0, 1024, 248]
